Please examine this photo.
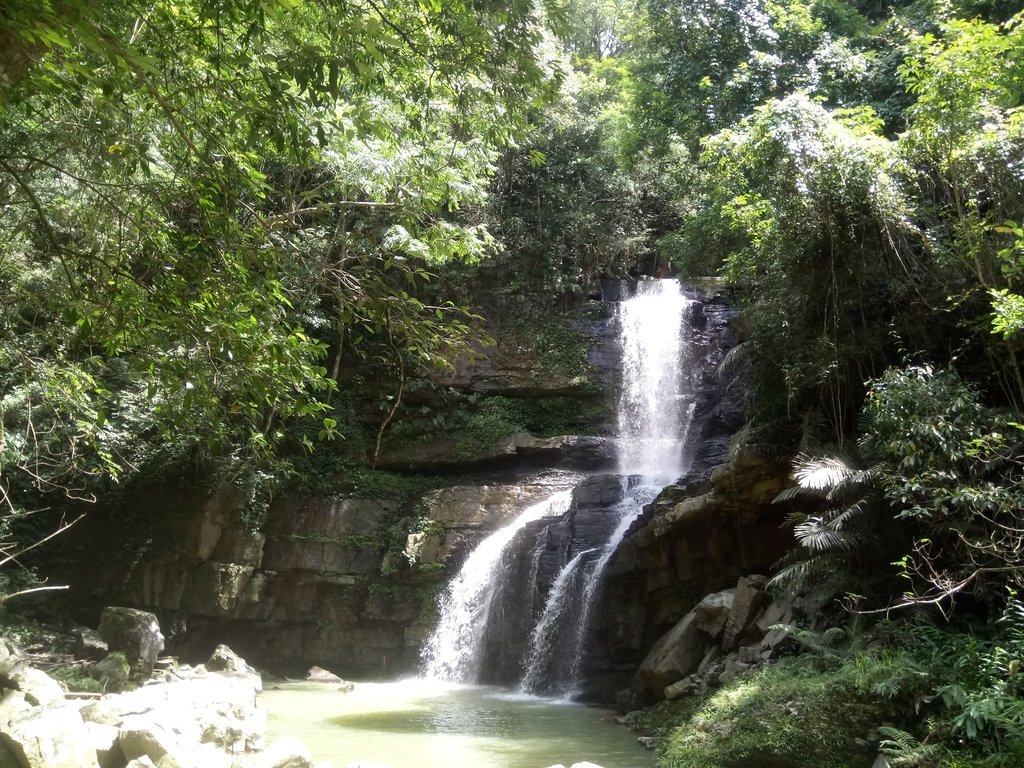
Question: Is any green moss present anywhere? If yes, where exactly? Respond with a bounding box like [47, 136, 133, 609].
[531, 324, 591, 378]
[659, 658, 883, 768]
[367, 579, 445, 612]
[289, 454, 449, 500]
[50, 665, 106, 694]
[452, 394, 609, 456]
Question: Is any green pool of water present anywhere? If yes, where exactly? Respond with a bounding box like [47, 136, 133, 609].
[261, 679, 656, 768]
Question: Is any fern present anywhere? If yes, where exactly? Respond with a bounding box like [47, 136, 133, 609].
[878, 726, 949, 766]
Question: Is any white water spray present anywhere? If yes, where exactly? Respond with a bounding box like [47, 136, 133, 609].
[616, 280, 693, 479]
[421, 490, 574, 682]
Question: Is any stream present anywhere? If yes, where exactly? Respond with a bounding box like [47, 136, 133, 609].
[262, 679, 656, 768]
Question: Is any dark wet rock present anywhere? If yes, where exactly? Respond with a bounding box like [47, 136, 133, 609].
[206, 644, 256, 676]
[376, 433, 616, 473]
[98, 607, 165, 675]
[72, 626, 109, 661]
[304, 666, 342, 684]
[636, 611, 710, 696]
[694, 590, 734, 641]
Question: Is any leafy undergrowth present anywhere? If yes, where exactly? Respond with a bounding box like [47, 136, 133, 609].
[657, 657, 884, 768]
[656, 614, 1024, 768]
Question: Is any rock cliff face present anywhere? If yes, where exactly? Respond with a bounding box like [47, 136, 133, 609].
[97, 476, 583, 677]
[489, 280, 797, 702]
[57, 295, 622, 678]
[579, 292, 797, 700]
[56, 281, 797, 694]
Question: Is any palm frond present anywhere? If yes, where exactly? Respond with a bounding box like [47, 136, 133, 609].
[822, 499, 867, 530]
[792, 454, 859, 491]
[775, 484, 817, 502]
[768, 553, 845, 594]
[716, 341, 751, 380]
[794, 516, 865, 551]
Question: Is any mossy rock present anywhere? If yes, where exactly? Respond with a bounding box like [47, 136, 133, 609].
[97, 607, 164, 675]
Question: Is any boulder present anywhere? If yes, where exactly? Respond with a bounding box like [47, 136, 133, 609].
[1, 703, 101, 768]
[664, 676, 702, 700]
[80, 660, 263, 766]
[761, 626, 792, 656]
[87, 721, 124, 768]
[91, 654, 132, 691]
[721, 576, 769, 651]
[755, 596, 793, 634]
[637, 611, 709, 696]
[206, 645, 256, 677]
[72, 626, 109, 661]
[614, 686, 646, 713]
[737, 645, 762, 664]
[696, 645, 723, 674]
[0, 638, 16, 669]
[98, 607, 165, 675]
[119, 717, 190, 766]
[305, 666, 342, 684]
[0, 740, 19, 766]
[718, 657, 752, 685]
[693, 589, 734, 640]
[0, 662, 65, 706]
[246, 736, 315, 768]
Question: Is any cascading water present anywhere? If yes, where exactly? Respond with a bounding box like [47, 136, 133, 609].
[422, 490, 575, 682]
[421, 279, 697, 697]
[519, 279, 696, 697]
[615, 279, 693, 480]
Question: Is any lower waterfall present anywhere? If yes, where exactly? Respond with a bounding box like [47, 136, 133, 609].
[420, 490, 575, 682]
[422, 279, 697, 697]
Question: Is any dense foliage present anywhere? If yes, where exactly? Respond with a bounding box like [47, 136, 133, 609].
[0, 0, 564, 596]
[4, 0, 1024, 763]
[614, 0, 1024, 610]
[591, 0, 1024, 764]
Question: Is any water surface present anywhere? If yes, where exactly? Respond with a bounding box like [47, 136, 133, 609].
[262, 679, 655, 768]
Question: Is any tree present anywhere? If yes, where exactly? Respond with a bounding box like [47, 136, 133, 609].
[0, 0, 562, 597]
[899, 10, 1024, 408]
[696, 94, 913, 431]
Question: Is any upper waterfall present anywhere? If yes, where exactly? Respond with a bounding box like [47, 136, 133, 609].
[616, 279, 693, 480]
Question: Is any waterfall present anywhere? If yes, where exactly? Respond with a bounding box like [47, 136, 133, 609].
[519, 280, 695, 696]
[615, 279, 692, 480]
[421, 279, 696, 696]
[421, 490, 574, 682]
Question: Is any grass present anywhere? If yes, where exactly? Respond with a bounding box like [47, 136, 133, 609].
[657, 657, 887, 768]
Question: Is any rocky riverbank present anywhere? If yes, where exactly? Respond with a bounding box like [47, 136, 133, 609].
[2, 637, 277, 768]
[0, 609, 625, 768]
